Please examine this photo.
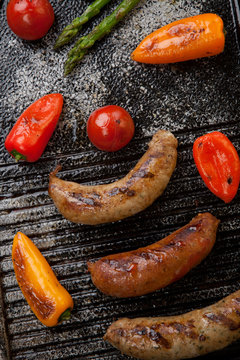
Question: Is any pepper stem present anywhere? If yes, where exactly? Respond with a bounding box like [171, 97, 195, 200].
[58, 308, 72, 323]
[10, 149, 27, 162]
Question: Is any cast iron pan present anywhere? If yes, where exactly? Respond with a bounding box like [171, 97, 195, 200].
[0, 0, 240, 359]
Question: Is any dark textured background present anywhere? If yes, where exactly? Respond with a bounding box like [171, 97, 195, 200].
[0, 0, 240, 359]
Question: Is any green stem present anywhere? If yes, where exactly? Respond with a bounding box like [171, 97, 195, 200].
[64, 0, 142, 75]
[58, 308, 72, 323]
[54, 0, 112, 49]
[11, 149, 27, 162]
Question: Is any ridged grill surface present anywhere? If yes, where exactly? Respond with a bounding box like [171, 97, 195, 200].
[0, 0, 240, 359]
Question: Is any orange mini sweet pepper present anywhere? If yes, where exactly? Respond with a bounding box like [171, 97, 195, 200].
[131, 13, 225, 64]
[12, 232, 74, 327]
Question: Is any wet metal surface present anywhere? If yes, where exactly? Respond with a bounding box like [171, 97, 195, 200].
[0, 0, 240, 359]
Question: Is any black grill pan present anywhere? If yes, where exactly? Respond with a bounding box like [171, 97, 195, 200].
[0, 0, 240, 359]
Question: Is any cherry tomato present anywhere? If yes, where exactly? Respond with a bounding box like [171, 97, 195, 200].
[7, 0, 54, 40]
[87, 105, 135, 152]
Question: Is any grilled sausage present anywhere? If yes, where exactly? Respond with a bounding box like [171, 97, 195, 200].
[48, 130, 177, 225]
[104, 289, 240, 360]
[88, 213, 219, 297]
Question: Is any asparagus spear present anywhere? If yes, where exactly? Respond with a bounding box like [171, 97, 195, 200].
[54, 0, 112, 49]
[64, 0, 142, 75]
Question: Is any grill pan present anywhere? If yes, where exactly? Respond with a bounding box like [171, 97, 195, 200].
[0, 0, 240, 359]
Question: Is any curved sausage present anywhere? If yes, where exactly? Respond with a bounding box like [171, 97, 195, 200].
[48, 130, 178, 225]
[104, 289, 240, 360]
[88, 213, 219, 297]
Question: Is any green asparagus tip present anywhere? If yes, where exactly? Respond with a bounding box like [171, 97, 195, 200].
[54, 29, 80, 50]
[64, 50, 88, 76]
[54, 0, 112, 49]
[64, 67, 72, 77]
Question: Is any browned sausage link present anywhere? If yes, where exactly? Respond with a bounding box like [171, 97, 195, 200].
[88, 213, 219, 297]
[104, 290, 240, 360]
[48, 130, 178, 225]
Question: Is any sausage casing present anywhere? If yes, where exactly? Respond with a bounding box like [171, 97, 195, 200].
[104, 289, 240, 360]
[88, 213, 219, 297]
[48, 130, 177, 225]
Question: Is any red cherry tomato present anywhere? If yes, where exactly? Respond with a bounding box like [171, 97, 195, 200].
[7, 0, 54, 40]
[87, 105, 135, 152]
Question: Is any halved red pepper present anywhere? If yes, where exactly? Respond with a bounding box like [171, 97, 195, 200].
[193, 131, 240, 203]
[5, 93, 63, 162]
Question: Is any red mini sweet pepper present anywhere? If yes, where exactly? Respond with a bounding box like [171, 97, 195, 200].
[193, 131, 240, 203]
[5, 93, 63, 162]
